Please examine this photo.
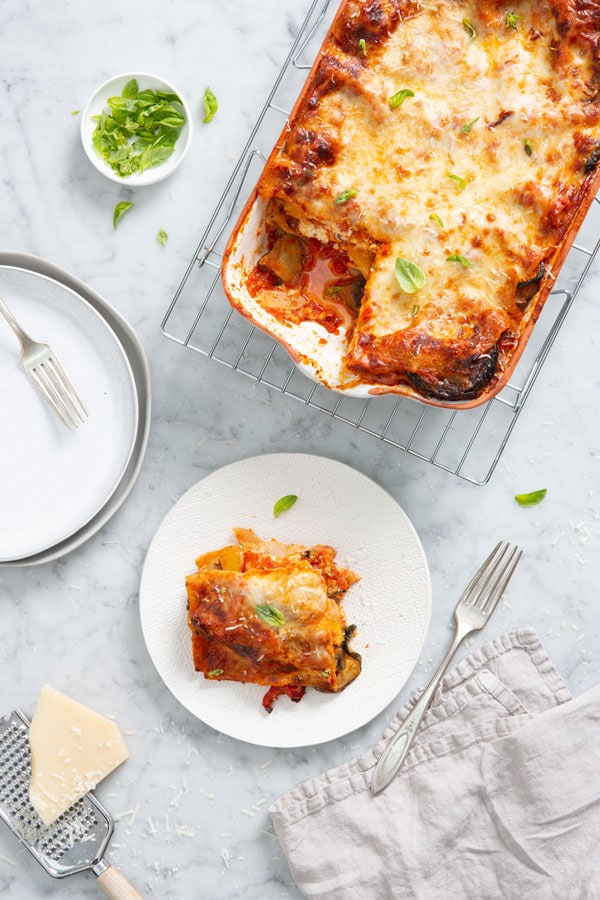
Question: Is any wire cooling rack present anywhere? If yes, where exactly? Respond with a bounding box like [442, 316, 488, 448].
[162, 0, 600, 485]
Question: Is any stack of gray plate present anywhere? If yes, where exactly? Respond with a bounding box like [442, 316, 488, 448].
[0, 254, 150, 567]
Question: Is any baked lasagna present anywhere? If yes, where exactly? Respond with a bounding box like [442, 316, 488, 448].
[222, 0, 600, 405]
[186, 528, 361, 712]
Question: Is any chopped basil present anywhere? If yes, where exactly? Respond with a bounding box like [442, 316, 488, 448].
[274, 494, 298, 517]
[91, 79, 186, 178]
[113, 201, 133, 229]
[71, 109, 80, 116]
[461, 117, 480, 134]
[447, 254, 472, 267]
[358, 38, 367, 56]
[515, 489, 547, 507]
[506, 12, 522, 29]
[389, 89, 415, 109]
[208, 669, 224, 677]
[202, 87, 218, 123]
[326, 285, 342, 296]
[429, 213, 444, 228]
[254, 604, 286, 628]
[336, 188, 357, 205]
[410, 304, 420, 317]
[447, 173, 467, 190]
[524, 139, 533, 157]
[157, 228, 168, 247]
[463, 17, 477, 42]
[395, 257, 426, 294]
[322, 670, 331, 679]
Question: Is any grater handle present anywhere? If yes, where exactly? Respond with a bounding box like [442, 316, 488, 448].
[96, 864, 144, 899]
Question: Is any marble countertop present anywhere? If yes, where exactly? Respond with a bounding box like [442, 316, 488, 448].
[1, 1, 599, 897]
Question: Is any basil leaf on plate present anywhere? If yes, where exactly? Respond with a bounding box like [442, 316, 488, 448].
[274, 494, 298, 517]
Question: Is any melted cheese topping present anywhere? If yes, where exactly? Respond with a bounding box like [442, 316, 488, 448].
[186, 529, 360, 692]
[253, 0, 600, 400]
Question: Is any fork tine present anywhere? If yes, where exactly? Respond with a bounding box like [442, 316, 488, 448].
[39, 357, 85, 425]
[29, 367, 75, 429]
[480, 546, 523, 614]
[460, 541, 504, 605]
[48, 355, 88, 419]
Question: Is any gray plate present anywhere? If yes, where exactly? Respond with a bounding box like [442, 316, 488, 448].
[0, 253, 151, 567]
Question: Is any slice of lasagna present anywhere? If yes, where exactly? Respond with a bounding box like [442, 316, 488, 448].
[224, 0, 600, 404]
[186, 528, 361, 712]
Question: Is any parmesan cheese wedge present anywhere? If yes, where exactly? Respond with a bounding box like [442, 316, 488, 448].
[28, 685, 129, 826]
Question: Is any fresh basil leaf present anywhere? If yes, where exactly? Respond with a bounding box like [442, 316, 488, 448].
[274, 494, 298, 517]
[208, 668, 224, 678]
[463, 17, 477, 42]
[515, 489, 547, 507]
[506, 12, 522, 28]
[113, 201, 133, 229]
[71, 109, 80, 116]
[91, 82, 186, 177]
[410, 304, 420, 317]
[336, 188, 357, 205]
[395, 257, 426, 294]
[122, 78, 139, 99]
[203, 87, 218, 123]
[389, 89, 414, 109]
[157, 228, 168, 247]
[429, 213, 444, 228]
[447, 254, 472, 267]
[139, 141, 176, 174]
[254, 604, 286, 628]
[447, 173, 467, 190]
[461, 117, 480, 134]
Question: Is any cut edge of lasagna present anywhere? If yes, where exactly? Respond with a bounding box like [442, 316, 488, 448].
[222, 0, 600, 406]
[185, 528, 361, 712]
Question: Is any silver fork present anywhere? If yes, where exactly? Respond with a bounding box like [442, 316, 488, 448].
[370, 542, 523, 795]
[0, 294, 87, 429]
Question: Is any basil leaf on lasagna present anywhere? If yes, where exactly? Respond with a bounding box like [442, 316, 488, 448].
[389, 89, 414, 109]
[254, 604, 286, 628]
[395, 257, 426, 294]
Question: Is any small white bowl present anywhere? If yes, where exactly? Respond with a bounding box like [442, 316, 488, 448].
[80, 71, 193, 186]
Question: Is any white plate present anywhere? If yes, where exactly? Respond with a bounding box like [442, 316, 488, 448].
[0, 266, 139, 561]
[140, 453, 431, 747]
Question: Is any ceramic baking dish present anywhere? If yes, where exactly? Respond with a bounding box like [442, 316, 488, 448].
[222, 0, 600, 408]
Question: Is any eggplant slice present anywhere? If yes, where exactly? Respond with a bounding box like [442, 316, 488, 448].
[407, 345, 499, 402]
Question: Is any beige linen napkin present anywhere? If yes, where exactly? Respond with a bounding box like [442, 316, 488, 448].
[270, 627, 600, 899]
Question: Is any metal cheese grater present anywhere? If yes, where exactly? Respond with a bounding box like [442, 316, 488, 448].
[0, 710, 142, 898]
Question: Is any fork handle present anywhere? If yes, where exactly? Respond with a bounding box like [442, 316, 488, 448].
[0, 294, 28, 349]
[370, 624, 471, 795]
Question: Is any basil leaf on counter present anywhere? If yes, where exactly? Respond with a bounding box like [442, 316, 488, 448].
[389, 89, 414, 109]
[113, 201, 133, 229]
[336, 188, 357, 205]
[157, 228, 168, 247]
[274, 494, 298, 517]
[447, 254, 472, 267]
[395, 257, 426, 294]
[515, 489, 547, 507]
[202, 87, 218, 123]
[254, 604, 286, 628]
